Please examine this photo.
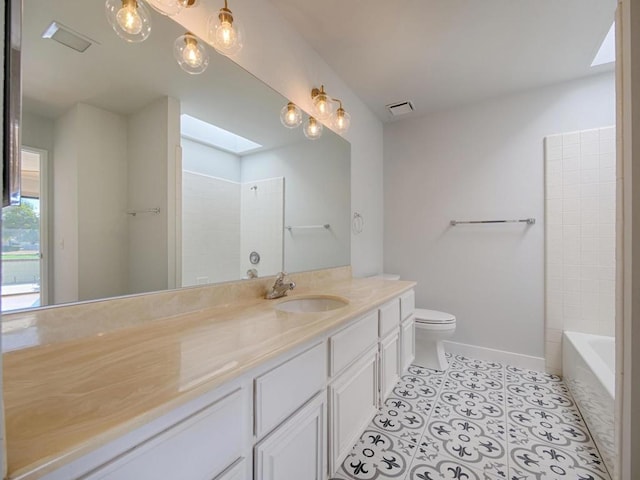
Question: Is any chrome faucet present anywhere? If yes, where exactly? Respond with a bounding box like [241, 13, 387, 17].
[265, 272, 296, 299]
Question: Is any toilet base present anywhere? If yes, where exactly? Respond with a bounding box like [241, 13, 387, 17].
[414, 341, 449, 371]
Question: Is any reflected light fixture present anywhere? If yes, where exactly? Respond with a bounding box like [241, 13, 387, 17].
[331, 99, 351, 134]
[174, 32, 209, 74]
[145, 0, 198, 16]
[303, 116, 323, 140]
[208, 0, 243, 56]
[105, 0, 151, 43]
[280, 102, 303, 129]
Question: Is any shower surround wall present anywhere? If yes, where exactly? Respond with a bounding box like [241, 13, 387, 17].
[181, 173, 284, 285]
[544, 126, 616, 375]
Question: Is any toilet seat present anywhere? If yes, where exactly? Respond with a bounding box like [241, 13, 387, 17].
[414, 308, 456, 325]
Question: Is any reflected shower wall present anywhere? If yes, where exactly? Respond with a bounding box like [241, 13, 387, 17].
[181, 172, 284, 286]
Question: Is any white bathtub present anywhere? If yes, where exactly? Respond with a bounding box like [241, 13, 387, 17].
[563, 331, 615, 477]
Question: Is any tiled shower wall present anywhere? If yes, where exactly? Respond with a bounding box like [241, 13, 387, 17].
[239, 177, 284, 278]
[182, 172, 241, 286]
[544, 126, 616, 375]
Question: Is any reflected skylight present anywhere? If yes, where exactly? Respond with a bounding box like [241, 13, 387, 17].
[591, 22, 615, 67]
[181, 114, 262, 154]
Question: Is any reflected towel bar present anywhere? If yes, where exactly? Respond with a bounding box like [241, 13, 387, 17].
[127, 208, 161, 217]
[450, 218, 535, 226]
[286, 224, 330, 231]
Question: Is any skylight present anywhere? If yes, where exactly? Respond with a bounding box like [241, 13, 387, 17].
[591, 22, 615, 67]
[180, 114, 262, 154]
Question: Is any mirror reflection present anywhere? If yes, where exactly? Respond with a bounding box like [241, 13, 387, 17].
[2, 0, 350, 312]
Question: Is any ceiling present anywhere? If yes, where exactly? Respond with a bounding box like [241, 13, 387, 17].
[269, 0, 617, 121]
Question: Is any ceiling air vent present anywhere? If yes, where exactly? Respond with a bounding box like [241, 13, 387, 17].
[386, 101, 414, 117]
[42, 22, 95, 53]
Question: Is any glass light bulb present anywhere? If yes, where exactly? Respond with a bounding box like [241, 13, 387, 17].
[280, 103, 302, 129]
[303, 117, 323, 140]
[183, 43, 203, 67]
[174, 33, 209, 74]
[208, 5, 243, 56]
[217, 20, 236, 48]
[116, 5, 142, 34]
[105, 0, 151, 43]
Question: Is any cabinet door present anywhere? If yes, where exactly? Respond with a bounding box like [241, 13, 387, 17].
[255, 393, 326, 480]
[380, 330, 400, 402]
[401, 317, 415, 373]
[328, 347, 378, 473]
[83, 388, 248, 480]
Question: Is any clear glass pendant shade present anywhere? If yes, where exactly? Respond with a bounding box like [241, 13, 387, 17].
[311, 87, 334, 120]
[331, 107, 351, 134]
[174, 33, 209, 74]
[105, 0, 152, 43]
[208, 3, 243, 56]
[280, 103, 302, 129]
[303, 117, 323, 140]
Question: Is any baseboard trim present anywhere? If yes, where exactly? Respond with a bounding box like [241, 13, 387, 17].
[443, 341, 546, 371]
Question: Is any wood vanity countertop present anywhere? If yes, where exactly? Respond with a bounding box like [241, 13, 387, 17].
[3, 277, 415, 480]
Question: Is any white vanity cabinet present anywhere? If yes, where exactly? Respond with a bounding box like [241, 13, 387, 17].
[35, 289, 416, 480]
[254, 394, 326, 480]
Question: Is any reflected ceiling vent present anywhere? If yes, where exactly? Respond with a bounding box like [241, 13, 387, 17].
[386, 101, 414, 117]
[42, 22, 95, 53]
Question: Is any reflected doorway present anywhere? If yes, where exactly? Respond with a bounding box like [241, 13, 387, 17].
[1, 148, 48, 312]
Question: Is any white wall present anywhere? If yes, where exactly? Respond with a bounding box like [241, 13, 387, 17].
[181, 138, 241, 182]
[173, 1, 384, 277]
[242, 139, 350, 273]
[52, 107, 79, 304]
[51, 104, 130, 303]
[127, 97, 181, 294]
[384, 72, 615, 359]
[76, 104, 129, 302]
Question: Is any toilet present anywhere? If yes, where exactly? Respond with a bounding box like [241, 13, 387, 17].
[414, 308, 456, 371]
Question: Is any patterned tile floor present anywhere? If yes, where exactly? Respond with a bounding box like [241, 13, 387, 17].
[332, 354, 611, 480]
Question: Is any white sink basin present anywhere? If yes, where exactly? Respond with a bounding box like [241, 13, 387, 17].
[274, 295, 349, 313]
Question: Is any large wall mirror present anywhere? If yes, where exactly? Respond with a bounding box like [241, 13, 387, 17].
[2, 0, 350, 312]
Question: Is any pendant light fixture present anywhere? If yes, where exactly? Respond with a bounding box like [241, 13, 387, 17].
[331, 100, 351, 134]
[105, 0, 151, 43]
[174, 32, 209, 74]
[303, 116, 323, 140]
[145, 0, 197, 16]
[208, 0, 243, 56]
[280, 102, 303, 129]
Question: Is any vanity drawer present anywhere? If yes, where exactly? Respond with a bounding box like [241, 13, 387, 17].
[379, 298, 401, 337]
[330, 311, 378, 376]
[400, 290, 415, 321]
[255, 342, 326, 438]
[83, 389, 247, 480]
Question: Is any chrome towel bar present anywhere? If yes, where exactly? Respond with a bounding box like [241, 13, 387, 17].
[450, 218, 535, 226]
[286, 224, 330, 231]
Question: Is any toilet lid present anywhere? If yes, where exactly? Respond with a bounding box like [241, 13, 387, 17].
[414, 308, 456, 324]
